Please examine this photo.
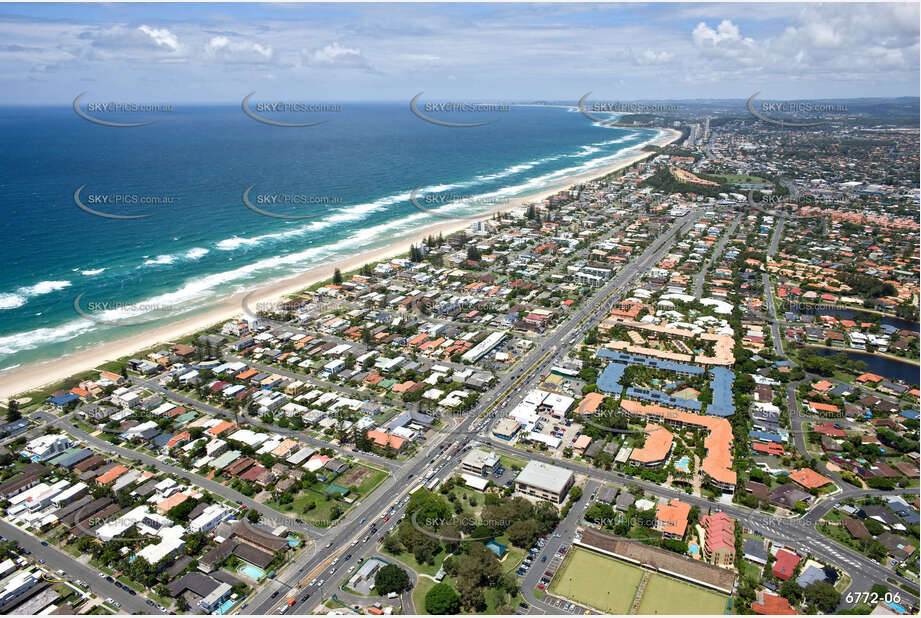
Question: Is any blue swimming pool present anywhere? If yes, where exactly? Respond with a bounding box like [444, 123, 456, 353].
[688, 543, 699, 556]
[239, 564, 265, 580]
[675, 455, 690, 472]
[216, 598, 236, 615]
[287, 536, 300, 547]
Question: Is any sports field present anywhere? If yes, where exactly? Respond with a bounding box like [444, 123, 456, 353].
[548, 548, 643, 614]
[636, 572, 729, 615]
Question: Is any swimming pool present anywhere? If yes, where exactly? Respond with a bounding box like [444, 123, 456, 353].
[688, 543, 699, 556]
[216, 598, 236, 615]
[287, 536, 300, 547]
[675, 455, 690, 472]
[239, 564, 265, 580]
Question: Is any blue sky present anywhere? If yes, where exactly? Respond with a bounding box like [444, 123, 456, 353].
[1, 2, 918, 104]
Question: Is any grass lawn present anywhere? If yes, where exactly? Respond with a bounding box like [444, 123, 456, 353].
[740, 560, 763, 582]
[413, 574, 522, 615]
[499, 454, 528, 471]
[636, 574, 728, 615]
[548, 548, 642, 614]
[265, 491, 343, 527]
[712, 173, 768, 185]
[344, 464, 389, 495]
[382, 547, 447, 578]
[412, 576, 441, 614]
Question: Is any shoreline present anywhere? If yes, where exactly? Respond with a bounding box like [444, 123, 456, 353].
[0, 127, 682, 400]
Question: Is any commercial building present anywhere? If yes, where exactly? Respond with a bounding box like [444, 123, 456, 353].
[461, 449, 500, 476]
[514, 461, 574, 503]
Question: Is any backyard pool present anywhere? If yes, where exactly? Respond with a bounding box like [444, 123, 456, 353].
[239, 563, 266, 580]
[688, 543, 699, 556]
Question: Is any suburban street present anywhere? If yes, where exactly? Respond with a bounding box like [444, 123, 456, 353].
[0, 519, 163, 615]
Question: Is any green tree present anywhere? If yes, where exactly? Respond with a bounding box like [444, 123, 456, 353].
[333, 268, 343, 285]
[779, 579, 803, 604]
[425, 583, 460, 614]
[804, 581, 840, 613]
[374, 564, 410, 595]
[5, 399, 20, 423]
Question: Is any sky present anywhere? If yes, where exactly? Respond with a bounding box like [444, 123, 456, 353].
[1, 2, 918, 104]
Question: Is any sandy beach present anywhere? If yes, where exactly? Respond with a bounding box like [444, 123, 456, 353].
[0, 127, 681, 401]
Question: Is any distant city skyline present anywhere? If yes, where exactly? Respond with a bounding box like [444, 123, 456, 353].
[1, 2, 918, 105]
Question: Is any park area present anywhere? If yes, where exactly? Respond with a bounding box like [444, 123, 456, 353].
[549, 548, 728, 615]
[636, 572, 729, 614]
[548, 548, 643, 614]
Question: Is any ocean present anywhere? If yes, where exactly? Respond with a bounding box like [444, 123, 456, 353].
[0, 103, 657, 371]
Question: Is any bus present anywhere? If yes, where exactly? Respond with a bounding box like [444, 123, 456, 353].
[426, 477, 440, 491]
[409, 484, 424, 494]
[423, 469, 436, 481]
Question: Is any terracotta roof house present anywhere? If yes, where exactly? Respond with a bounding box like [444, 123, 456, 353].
[752, 591, 796, 615]
[772, 549, 801, 581]
[788, 468, 833, 490]
[655, 499, 691, 539]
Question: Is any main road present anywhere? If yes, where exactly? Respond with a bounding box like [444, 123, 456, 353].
[249, 209, 707, 614]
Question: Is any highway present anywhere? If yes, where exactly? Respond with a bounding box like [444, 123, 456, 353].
[248, 209, 706, 615]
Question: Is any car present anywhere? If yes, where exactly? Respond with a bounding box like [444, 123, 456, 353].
[98, 572, 106, 578]
[146, 600, 154, 607]
[295, 518, 304, 524]
[540, 556, 547, 563]
[347, 566, 355, 574]
[317, 579, 325, 586]
[272, 592, 280, 598]
[129, 589, 137, 596]
[40, 541, 48, 546]
[537, 584, 545, 590]
[378, 536, 384, 543]
[345, 554, 352, 561]
[383, 516, 390, 522]
[544, 571, 553, 577]
[114, 602, 121, 609]
[519, 603, 529, 609]
[359, 517, 366, 524]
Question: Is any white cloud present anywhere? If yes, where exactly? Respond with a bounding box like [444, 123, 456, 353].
[137, 25, 180, 52]
[303, 42, 371, 70]
[204, 35, 272, 62]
